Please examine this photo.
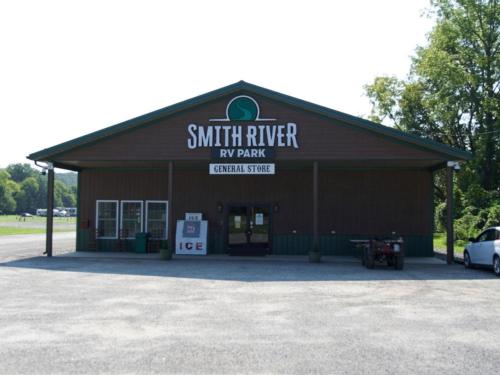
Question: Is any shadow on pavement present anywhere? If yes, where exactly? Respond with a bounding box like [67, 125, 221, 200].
[0, 254, 497, 282]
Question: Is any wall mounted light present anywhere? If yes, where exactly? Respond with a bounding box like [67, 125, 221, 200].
[217, 202, 223, 213]
[273, 203, 280, 213]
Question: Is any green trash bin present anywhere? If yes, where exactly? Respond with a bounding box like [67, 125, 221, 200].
[134, 232, 150, 253]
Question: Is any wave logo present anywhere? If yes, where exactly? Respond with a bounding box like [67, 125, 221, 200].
[210, 95, 276, 122]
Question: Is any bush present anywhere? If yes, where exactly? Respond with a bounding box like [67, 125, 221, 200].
[435, 202, 447, 232]
[485, 205, 500, 229]
[454, 214, 481, 241]
[462, 184, 496, 209]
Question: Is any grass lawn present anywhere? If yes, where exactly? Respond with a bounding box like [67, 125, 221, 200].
[0, 227, 75, 236]
[0, 215, 76, 224]
[0, 227, 47, 235]
[433, 232, 467, 258]
[0, 215, 76, 236]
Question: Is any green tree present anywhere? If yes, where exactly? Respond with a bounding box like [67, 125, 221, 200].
[54, 180, 76, 208]
[0, 164, 77, 213]
[0, 170, 17, 213]
[6, 163, 37, 183]
[15, 177, 40, 213]
[365, 0, 500, 190]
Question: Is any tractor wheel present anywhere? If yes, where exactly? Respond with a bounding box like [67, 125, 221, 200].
[361, 248, 366, 266]
[394, 254, 404, 270]
[365, 253, 375, 269]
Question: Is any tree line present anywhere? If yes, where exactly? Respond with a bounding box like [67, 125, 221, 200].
[365, 0, 499, 240]
[0, 163, 77, 214]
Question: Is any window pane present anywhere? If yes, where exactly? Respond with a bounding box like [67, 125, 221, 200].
[122, 202, 142, 238]
[147, 202, 167, 239]
[98, 202, 117, 220]
[478, 232, 489, 242]
[97, 201, 117, 238]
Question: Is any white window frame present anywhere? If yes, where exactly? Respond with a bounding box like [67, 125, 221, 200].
[145, 200, 169, 239]
[120, 200, 144, 240]
[96, 200, 119, 239]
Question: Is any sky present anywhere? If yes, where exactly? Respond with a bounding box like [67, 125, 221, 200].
[0, 0, 434, 168]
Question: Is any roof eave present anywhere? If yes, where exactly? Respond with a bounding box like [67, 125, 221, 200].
[27, 80, 473, 162]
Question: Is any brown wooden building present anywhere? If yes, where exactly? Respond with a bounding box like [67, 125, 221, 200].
[28, 81, 471, 258]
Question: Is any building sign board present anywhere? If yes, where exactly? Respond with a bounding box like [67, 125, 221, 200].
[186, 95, 299, 174]
[175, 220, 208, 255]
[211, 147, 275, 160]
[185, 212, 202, 221]
[209, 163, 275, 175]
[187, 123, 298, 150]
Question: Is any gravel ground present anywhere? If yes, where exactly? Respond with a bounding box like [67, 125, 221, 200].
[0, 250, 499, 374]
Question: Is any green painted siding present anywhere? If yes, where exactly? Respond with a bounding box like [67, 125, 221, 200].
[77, 228, 89, 251]
[208, 230, 225, 254]
[272, 235, 312, 255]
[272, 234, 433, 257]
[77, 228, 433, 257]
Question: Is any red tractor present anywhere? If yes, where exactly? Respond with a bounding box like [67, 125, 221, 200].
[352, 237, 404, 270]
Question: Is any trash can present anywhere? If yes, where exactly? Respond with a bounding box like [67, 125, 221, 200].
[134, 232, 150, 253]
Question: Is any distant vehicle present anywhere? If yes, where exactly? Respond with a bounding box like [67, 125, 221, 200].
[464, 226, 500, 277]
[55, 210, 66, 217]
[20, 212, 33, 217]
[67, 207, 77, 217]
[36, 209, 68, 217]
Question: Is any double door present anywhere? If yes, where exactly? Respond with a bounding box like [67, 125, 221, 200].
[227, 204, 271, 254]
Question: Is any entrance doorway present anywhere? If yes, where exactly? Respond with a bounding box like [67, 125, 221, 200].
[227, 204, 271, 255]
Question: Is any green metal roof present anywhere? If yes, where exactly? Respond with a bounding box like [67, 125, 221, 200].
[27, 80, 472, 162]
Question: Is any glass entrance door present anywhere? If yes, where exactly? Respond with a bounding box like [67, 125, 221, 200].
[228, 206, 249, 248]
[227, 204, 271, 254]
[249, 205, 269, 248]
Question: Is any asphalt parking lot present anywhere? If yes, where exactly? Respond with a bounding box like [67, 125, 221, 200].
[1, 243, 500, 375]
[0, 232, 75, 261]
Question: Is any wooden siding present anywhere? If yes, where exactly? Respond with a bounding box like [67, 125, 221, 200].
[79, 168, 432, 254]
[56, 92, 446, 163]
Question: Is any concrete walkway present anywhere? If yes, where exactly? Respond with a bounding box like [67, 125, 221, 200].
[58, 251, 446, 265]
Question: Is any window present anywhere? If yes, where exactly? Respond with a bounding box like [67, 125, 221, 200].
[478, 229, 495, 242]
[146, 201, 168, 239]
[120, 201, 143, 239]
[96, 200, 118, 239]
[486, 229, 496, 242]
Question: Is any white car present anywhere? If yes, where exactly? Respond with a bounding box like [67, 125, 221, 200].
[464, 226, 500, 276]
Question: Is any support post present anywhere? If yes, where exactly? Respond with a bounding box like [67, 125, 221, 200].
[168, 161, 174, 253]
[45, 164, 54, 257]
[313, 161, 319, 249]
[446, 163, 454, 265]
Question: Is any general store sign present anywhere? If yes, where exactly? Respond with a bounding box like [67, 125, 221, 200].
[186, 96, 299, 174]
[209, 163, 275, 175]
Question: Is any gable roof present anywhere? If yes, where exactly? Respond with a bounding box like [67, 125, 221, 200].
[27, 80, 472, 162]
